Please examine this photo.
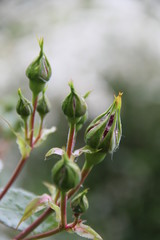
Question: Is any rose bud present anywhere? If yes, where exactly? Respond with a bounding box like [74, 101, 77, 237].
[51, 152, 81, 192]
[84, 92, 123, 166]
[62, 82, 87, 124]
[36, 90, 50, 118]
[26, 38, 52, 96]
[71, 189, 89, 216]
[16, 88, 33, 120]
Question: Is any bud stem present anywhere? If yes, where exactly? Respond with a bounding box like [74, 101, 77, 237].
[30, 95, 38, 147]
[60, 191, 67, 229]
[33, 117, 43, 145]
[66, 123, 76, 158]
[68, 162, 92, 199]
[0, 156, 28, 200]
[24, 119, 29, 140]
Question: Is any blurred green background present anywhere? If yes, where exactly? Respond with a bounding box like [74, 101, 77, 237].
[0, 0, 160, 239]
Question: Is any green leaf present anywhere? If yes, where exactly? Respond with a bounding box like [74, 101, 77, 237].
[17, 194, 52, 228]
[48, 200, 61, 222]
[34, 126, 56, 147]
[0, 188, 58, 233]
[73, 223, 103, 240]
[0, 115, 31, 157]
[16, 133, 31, 158]
[45, 147, 64, 160]
[43, 181, 57, 197]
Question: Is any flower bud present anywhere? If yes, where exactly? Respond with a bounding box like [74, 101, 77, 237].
[71, 189, 89, 216]
[51, 153, 81, 192]
[26, 38, 52, 96]
[36, 90, 50, 118]
[16, 88, 33, 120]
[85, 92, 123, 155]
[62, 82, 87, 124]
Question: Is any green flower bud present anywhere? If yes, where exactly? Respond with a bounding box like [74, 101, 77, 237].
[62, 82, 87, 124]
[71, 189, 89, 216]
[37, 90, 50, 118]
[16, 88, 33, 120]
[85, 92, 123, 155]
[51, 153, 81, 192]
[26, 38, 52, 95]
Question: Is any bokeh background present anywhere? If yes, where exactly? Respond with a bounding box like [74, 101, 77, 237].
[0, 0, 160, 239]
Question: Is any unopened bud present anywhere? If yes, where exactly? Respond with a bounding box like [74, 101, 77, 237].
[26, 38, 52, 95]
[71, 189, 89, 216]
[16, 88, 33, 120]
[62, 82, 87, 124]
[85, 92, 123, 155]
[51, 153, 81, 192]
[37, 90, 50, 118]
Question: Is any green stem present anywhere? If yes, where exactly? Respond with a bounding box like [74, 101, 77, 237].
[0, 156, 28, 200]
[30, 94, 38, 147]
[24, 119, 28, 140]
[60, 191, 67, 228]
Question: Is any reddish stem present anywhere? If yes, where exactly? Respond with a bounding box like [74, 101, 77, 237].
[33, 117, 43, 146]
[30, 96, 38, 147]
[13, 208, 53, 240]
[68, 163, 92, 199]
[0, 156, 28, 200]
[23, 226, 62, 240]
[66, 123, 75, 158]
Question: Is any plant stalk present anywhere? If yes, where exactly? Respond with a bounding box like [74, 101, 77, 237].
[0, 156, 28, 200]
[30, 95, 38, 147]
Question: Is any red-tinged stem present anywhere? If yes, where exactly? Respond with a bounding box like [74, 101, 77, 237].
[13, 208, 53, 240]
[65, 216, 79, 229]
[66, 123, 75, 158]
[0, 156, 28, 200]
[23, 227, 63, 240]
[33, 117, 43, 146]
[68, 163, 92, 199]
[30, 95, 38, 147]
[60, 192, 67, 228]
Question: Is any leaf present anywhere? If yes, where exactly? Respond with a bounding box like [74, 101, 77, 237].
[43, 181, 57, 197]
[35, 126, 56, 147]
[73, 223, 103, 240]
[45, 147, 64, 160]
[73, 146, 100, 158]
[0, 188, 58, 233]
[0, 115, 31, 157]
[16, 133, 31, 158]
[48, 201, 61, 222]
[17, 194, 52, 228]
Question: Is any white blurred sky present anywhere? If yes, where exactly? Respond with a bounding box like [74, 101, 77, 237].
[0, 0, 160, 117]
